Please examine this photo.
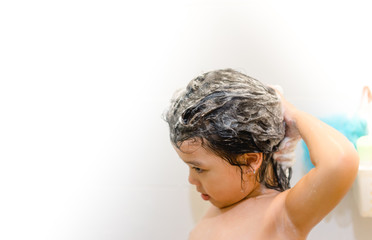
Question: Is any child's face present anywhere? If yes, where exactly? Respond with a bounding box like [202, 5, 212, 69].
[173, 140, 259, 209]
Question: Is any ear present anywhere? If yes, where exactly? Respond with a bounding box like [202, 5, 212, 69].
[238, 153, 263, 173]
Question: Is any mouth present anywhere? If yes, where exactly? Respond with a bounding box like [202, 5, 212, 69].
[201, 193, 210, 201]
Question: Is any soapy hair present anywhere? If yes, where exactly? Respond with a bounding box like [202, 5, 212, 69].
[164, 69, 291, 191]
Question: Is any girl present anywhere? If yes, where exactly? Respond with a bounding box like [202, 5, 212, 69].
[164, 69, 359, 239]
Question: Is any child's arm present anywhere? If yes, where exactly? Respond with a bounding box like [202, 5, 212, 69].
[279, 94, 359, 235]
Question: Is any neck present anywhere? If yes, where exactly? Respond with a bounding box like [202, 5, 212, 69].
[219, 183, 279, 211]
[247, 183, 280, 199]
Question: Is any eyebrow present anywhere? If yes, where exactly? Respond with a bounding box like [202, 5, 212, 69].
[184, 160, 203, 166]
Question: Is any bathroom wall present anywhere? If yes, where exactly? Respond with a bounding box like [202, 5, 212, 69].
[1, 1, 372, 239]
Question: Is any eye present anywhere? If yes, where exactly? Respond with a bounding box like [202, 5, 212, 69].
[193, 167, 204, 173]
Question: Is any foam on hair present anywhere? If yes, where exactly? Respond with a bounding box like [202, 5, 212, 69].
[164, 69, 290, 190]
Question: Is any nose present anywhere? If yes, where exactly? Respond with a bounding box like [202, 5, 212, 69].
[188, 169, 200, 186]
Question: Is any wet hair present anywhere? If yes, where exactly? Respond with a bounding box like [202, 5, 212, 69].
[164, 68, 291, 191]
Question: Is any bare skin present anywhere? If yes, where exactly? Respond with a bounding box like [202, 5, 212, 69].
[174, 92, 359, 240]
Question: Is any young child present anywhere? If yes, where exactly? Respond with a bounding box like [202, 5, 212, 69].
[164, 69, 359, 240]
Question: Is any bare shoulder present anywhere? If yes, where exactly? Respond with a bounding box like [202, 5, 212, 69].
[263, 190, 306, 239]
[189, 190, 306, 240]
[253, 190, 306, 240]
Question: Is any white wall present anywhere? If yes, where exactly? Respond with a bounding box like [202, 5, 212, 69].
[1, 1, 372, 239]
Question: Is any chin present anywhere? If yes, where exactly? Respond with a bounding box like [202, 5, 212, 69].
[211, 197, 247, 209]
[211, 200, 235, 209]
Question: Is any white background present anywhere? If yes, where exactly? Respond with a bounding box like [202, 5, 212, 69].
[1, 0, 372, 239]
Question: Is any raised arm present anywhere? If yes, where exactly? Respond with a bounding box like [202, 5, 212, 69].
[278, 94, 359, 235]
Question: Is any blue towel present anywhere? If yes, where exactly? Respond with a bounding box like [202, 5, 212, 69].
[302, 114, 368, 172]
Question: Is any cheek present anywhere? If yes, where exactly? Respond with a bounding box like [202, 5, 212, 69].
[207, 171, 244, 197]
[203, 164, 252, 202]
[209, 182, 248, 208]
[214, 169, 257, 204]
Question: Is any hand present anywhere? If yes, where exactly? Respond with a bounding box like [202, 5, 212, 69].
[269, 85, 301, 168]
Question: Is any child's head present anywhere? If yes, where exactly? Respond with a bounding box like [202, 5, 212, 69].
[165, 69, 290, 193]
